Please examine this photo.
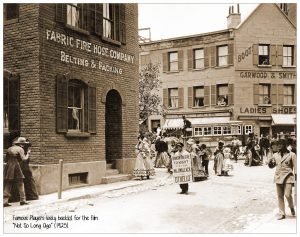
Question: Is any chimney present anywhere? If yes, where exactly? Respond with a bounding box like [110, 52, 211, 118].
[227, 4, 241, 29]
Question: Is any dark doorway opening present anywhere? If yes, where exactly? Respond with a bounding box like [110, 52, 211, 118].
[105, 90, 122, 164]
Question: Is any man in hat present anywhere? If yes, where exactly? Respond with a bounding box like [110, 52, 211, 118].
[182, 115, 192, 137]
[4, 137, 30, 207]
[268, 139, 296, 220]
[175, 142, 191, 194]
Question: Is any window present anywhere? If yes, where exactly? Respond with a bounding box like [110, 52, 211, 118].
[203, 127, 212, 136]
[259, 84, 271, 104]
[223, 126, 232, 135]
[194, 127, 203, 136]
[194, 49, 204, 69]
[194, 87, 204, 107]
[3, 71, 20, 149]
[69, 172, 88, 186]
[283, 46, 294, 66]
[168, 88, 178, 108]
[217, 84, 228, 106]
[103, 3, 115, 39]
[217, 45, 228, 66]
[4, 4, 19, 21]
[284, 85, 295, 105]
[67, 4, 88, 31]
[169, 52, 178, 71]
[213, 126, 222, 135]
[56, 75, 96, 134]
[245, 125, 253, 135]
[68, 81, 84, 131]
[259, 45, 270, 65]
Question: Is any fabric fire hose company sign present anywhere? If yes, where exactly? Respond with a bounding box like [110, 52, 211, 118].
[172, 154, 193, 184]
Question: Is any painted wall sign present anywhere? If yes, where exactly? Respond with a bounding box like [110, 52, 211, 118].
[239, 71, 296, 79]
[237, 46, 252, 63]
[239, 106, 296, 114]
[46, 29, 135, 75]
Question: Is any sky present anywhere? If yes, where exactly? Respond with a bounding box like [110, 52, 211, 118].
[138, 3, 259, 41]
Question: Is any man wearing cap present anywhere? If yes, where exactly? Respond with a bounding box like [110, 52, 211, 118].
[175, 142, 191, 194]
[3, 137, 30, 207]
[268, 139, 297, 220]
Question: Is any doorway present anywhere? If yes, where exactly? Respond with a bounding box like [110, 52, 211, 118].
[105, 90, 122, 164]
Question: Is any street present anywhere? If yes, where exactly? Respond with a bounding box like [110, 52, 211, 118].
[4, 160, 297, 234]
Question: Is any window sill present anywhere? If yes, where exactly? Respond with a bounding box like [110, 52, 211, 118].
[3, 128, 9, 135]
[258, 104, 272, 107]
[192, 106, 205, 109]
[165, 70, 180, 74]
[4, 18, 19, 25]
[167, 107, 180, 110]
[257, 65, 272, 68]
[65, 132, 91, 138]
[282, 65, 296, 68]
[214, 65, 232, 69]
[192, 68, 205, 71]
[102, 36, 121, 46]
[65, 25, 90, 36]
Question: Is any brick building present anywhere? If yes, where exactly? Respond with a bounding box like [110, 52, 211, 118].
[4, 3, 139, 194]
[139, 3, 296, 146]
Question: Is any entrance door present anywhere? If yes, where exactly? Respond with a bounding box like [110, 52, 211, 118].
[260, 127, 270, 137]
[105, 90, 122, 164]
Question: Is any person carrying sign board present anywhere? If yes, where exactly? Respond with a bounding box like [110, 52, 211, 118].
[172, 142, 192, 194]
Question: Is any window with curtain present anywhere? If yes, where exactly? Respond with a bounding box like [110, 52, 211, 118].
[194, 49, 204, 69]
[194, 87, 204, 107]
[283, 46, 294, 66]
[103, 3, 114, 39]
[218, 45, 228, 66]
[217, 84, 228, 106]
[284, 85, 295, 105]
[259, 45, 270, 65]
[168, 88, 179, 108]
[169, 52, 178, 71]
[259, 84, 271, 104]
[68, 81, 84, 131]
[67, 3, 88, 30]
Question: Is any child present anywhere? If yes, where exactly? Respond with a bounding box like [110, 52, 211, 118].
[222, 147, 233, 176]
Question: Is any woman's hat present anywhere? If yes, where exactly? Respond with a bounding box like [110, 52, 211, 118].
[218, 140, 225, 145]
[187, 138, 195, 145]
[14, 137, 31, 145]
[176, 142, 184, 147]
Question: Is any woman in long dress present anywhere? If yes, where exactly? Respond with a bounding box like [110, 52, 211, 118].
[222, 147, 233, 176]
[133, 137, 155, 180]
[214, 140, 225, 176]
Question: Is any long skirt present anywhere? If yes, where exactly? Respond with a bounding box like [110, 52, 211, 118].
[214, 153, 224, 175]
[222, 158, 233, 173]
[133, 153, 155, 177]
[192, 157, 207, 181]
[155, 152, 170, 168]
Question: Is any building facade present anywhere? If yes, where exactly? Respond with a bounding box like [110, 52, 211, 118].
[140, 4, 296, 146]
[4, 3, 139, 194]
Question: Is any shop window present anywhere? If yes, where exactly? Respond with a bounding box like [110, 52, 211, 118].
[4, 3, 19, 21]
[169, 52, 178, 71]
[258, 44, 270, 65]
[283, 46, 294, 66]
[237, 125, 242, 135]
[56, 75, 96, 135]
[245, 125, 253, 135]
[213, 126, 222, 136]
[217, 84, 228, 106]
[217, 45, 228, 66]
[194, 87, 204, 107]
[284, 85, 295, 105]
[67, 4, 88, 31]
[168, 88, 178, 108]
[223, 126, 232, 135]
[3, 71, 20, 149]
[259, 84, 271, 105]
[194, 49, 204, 69]
[194, 127, 203, 136]
[203, 127, 212, 136]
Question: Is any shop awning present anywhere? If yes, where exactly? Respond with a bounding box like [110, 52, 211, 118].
[271, 114, 296, 125]
[163, 117, 242, 130]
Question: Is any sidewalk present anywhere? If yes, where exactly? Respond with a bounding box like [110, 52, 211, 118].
[4, 168, 173, 211]
[243, 208, 297, 234]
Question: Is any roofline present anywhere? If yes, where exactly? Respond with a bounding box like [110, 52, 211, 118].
[139, 28, 231, 46]
[237, 3, 296, 30]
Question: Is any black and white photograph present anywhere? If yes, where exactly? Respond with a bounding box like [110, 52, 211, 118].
[2, 1, 297, 235]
